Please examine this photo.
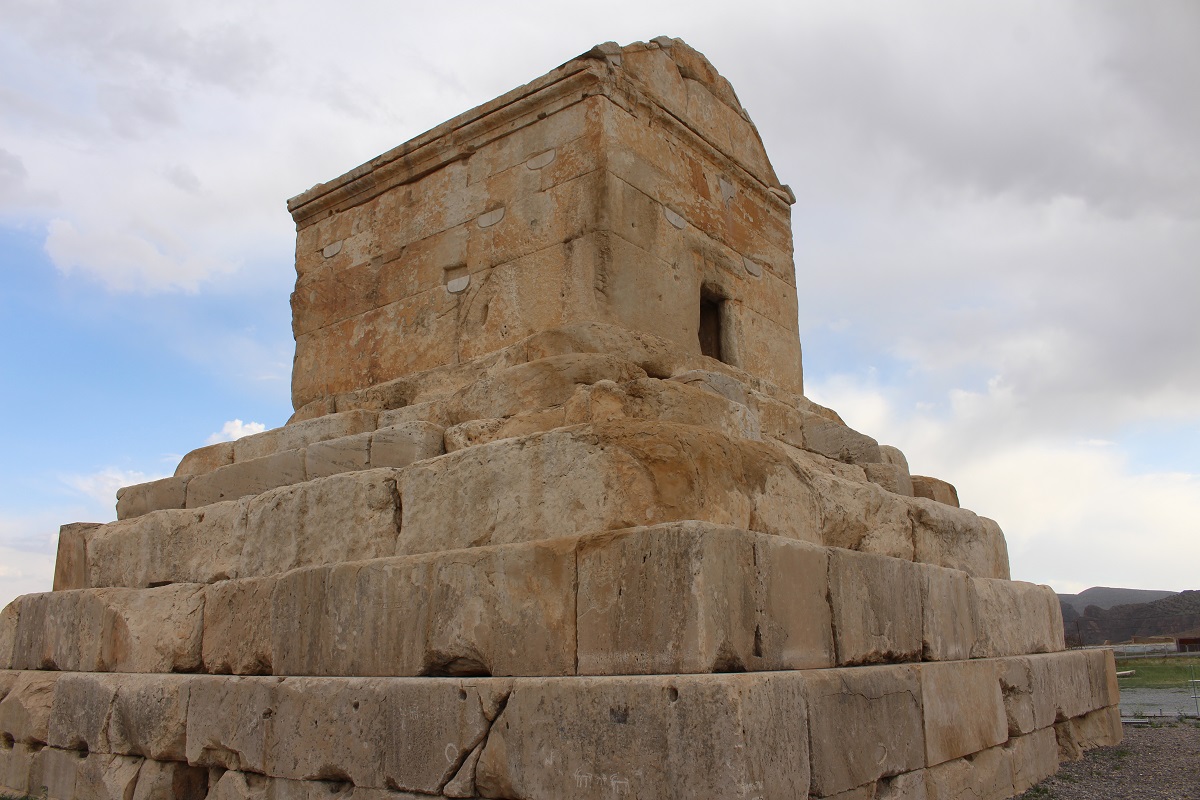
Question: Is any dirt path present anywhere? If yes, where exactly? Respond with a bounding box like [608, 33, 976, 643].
[1020, 722, 1200, 799]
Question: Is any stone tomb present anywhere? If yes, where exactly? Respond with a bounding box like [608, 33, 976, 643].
[0, 37, 1119, 800]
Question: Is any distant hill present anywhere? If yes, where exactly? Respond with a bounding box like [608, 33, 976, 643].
[1057, 586, 1177, 615]
[1060, 589, 1200, 646]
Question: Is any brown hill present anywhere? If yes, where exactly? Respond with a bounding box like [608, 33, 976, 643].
[1060, 589, 1200, 645]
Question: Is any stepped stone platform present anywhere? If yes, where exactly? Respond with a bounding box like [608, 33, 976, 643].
[0, 37, 1118, 800]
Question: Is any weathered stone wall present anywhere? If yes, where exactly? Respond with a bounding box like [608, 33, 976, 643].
[288, 38, 803, 411]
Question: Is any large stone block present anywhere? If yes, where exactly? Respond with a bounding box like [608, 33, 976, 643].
[970, 578, 1063, 658]
[920, 660, 1007, 767]
[233, 410, 379, 463]
[829, 548, 923, 665]
[1055, 705, 1121, 761]
[800, 461, 915, 560]
[107, 674, 192, 761]
[203, 577, 274, 675]
[801, 416, 882, 464]
[128, 758, 208, 800]
[910, 499, 1010, 579]
[0, 671, 58, 744]
[804, 665, 924, 797]
[918, 563, 975, 662]
[186, 450, 307, 508]
[577, 523, 833, 674]
[911, 476, 960, 507]
[303, 431, 371, 479]
[0, 740, 36, 795]
[1006, 727, 1059, 794]
[370, 421, 445, 467]
[924, 744, 1013, 800]
[53, 522, 100, 590]
[86, 500, 246, 589]
[399, 421, 822, 557]
[0, 604, 15, 670]
[11, 585, 204, 673]
[174, 441, 234, 478]
[564, 376, 761, 441]
[73, 753, 148, 800]
[238, 469, 402, 577]
[116, 475, 190, 520]
[186, 675, 506, 793]
[476, 673, 809, 800]
[272, 538, 576, 678]
[47, 672, 118, 753]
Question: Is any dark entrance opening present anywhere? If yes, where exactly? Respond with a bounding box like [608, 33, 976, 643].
[699, 287, 725, 362]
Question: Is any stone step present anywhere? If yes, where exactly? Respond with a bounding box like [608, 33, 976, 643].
[119, 348, 905, 521]
[0, 654, 1121, 799]
[7, 523, 1061, 678]
[65, 421, 1008, 596]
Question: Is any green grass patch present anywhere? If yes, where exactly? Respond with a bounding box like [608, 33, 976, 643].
[1115, 655, 1200, 689]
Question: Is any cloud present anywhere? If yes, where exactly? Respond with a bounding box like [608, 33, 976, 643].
[207, 419, 266, 444]
[59, 466, 167, 510]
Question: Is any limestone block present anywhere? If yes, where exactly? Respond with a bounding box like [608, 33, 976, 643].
[667, 370, 750, 406]
[1087, 648, 1120, 708]
[116, 475, 190, 520]
[399, 421, 822, 557]
[26, 745, 82, 800]
[86, 500, 246, 588]
[108, 674, 192, 761]
[577, 523, 833, 675]
[924, 744, 1013, 800]
[175, 441, 234, 478]
[970, 579, 1062, 658]
[233, 410, 379, 463]
[238, 469, 402, 577]
[53, 522, 101, 590]
[378, 401, 453, 430]
[0, 603, 15, 670]
[1006, 727, 1059, 794]
[443, 418, 507, 453]
[76, 753, 148, 799]
[0, 741, 36, 796]
[911, 476, 960, 507]
[565, 377, 760, 440]
[47, 672, 118, 753]
[918, 564, 975, 662]
[1056, 705, 1121, 761]
[879, 445, 910, 472]
[0, 671, 58, 744]
[370, 421, 445, 467]
[12, 585, 204, 673]
[272, 539, 576, 678]
[279, 678, 497, 793]
[863, 462, 914, 497]
[304, 431, 372, 479]
[187, 676, 504, 793]
[829, 549, 923, 665]
[186, 450, 307, 508]
[804, 665, 924, 797]
[185, 676, 279, 773]
[129, 758, 208, 800]
[800, 462, 914, 560]
[910, 499, 1010, 580]
[447, 353, 646, 423]
[920, 660, 1007, 766]
[203, 577, 274, 675]
[476, 673, 809, 800]
[801, 415, 882, 464]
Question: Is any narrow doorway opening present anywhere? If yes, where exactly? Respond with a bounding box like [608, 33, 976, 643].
[699, 286, 725, 362]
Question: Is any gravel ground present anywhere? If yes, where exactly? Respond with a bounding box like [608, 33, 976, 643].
[1121, 687, 1200, 718]
[1020, 722, 1200, 799]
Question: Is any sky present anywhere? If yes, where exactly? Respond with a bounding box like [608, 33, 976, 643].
[1, 0, 1197, 608]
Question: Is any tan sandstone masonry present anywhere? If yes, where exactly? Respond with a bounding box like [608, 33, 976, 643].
[1, 36, 1119, 800]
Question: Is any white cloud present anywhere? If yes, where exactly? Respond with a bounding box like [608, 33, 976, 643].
[59, 466, 167, 510]
[206, 419, 266, 444]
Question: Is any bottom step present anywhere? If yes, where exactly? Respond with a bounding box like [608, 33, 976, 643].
[1, 659, 1121, 800]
